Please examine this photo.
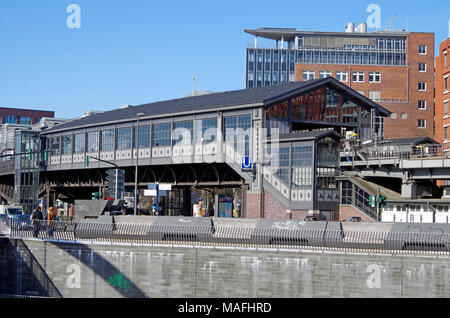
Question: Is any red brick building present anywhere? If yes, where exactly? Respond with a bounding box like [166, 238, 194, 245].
[0, 107, 54, 125]
[435, 38, 450, 144]
[294, 32, 435, 140]
[245, 28, 435, 140]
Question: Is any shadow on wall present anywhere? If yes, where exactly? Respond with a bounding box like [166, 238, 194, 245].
[0, 239, 62, 298]
[47, 241, 147, 298]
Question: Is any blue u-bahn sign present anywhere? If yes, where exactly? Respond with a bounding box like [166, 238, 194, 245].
[242, 156, 253, 171]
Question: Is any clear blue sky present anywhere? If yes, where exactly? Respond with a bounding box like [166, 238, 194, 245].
[0, 0, 448, 119]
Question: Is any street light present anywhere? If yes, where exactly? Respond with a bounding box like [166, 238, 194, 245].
[134, 112, 145, 216]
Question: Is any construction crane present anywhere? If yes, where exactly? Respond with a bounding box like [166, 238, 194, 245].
[384, 13, 398, 31]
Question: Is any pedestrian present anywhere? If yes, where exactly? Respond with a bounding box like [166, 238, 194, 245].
[30, 207, 43, 238]
[47, 207, 56, 238]
[68, 204, 75, 222]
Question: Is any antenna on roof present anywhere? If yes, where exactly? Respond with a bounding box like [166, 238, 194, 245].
[192, 74, 195, 97]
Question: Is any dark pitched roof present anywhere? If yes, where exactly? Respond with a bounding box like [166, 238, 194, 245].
[377, 137, 438, 146]
[44, 77, 390, 134]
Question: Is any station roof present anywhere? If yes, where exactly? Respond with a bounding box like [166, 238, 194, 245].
[44, 77, 391, 134]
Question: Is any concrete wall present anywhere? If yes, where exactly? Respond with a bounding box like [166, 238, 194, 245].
[2, 238, 450, 298]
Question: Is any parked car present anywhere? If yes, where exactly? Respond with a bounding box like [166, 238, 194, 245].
[347, 217, 363, 223]
[0, 205, 31, 230]
[304, 215, 319, 221]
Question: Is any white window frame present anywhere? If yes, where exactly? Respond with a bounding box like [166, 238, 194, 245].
[445, 76, 449, 93]
[368, 91, 381, 102]
[319, 71, 332, 79]
[352, 72, 364, 83]
[418, 45, 427, 55]
[418, 82, 426, 91]
[368, 72, 381, 83]
[336, 71, 348, 82]
[418, 119, 427, 129]
[418, 63, 427, 72]
[302, 70, 315, 81]
[418, 100, 426, 110]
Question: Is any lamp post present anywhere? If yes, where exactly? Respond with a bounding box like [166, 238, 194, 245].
[134, 113, 145, 216]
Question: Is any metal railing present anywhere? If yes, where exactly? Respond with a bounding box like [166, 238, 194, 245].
[4, 219, 450, 254]
[341, 142, 450, 161]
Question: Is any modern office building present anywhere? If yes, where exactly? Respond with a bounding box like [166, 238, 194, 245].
[244, 26, 435, 140]
[0, 107, 54, 125]
[435, 37, 450, 145]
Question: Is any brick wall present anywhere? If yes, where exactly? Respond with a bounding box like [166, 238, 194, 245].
[245, 190, 261, 219]
[263, 189, 309, 219]
[0, 107, 54, 124]
[435, 38, 450, 144]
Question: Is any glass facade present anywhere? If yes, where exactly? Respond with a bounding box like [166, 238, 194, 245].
[152, 123, 171, 147]
[116, 127, 132, 150]
[173, 121, 193, 145]
[87, 131, 99, 153]
[20, 117, 32, 125]
[196, 118, 217, 143]
[50, 137, 60, 156]
[224, 115, 251, 156]
[292, 146, 313, 189]
[316, 137, 339, 189]
[101, 129, 115, 152]
[134, 125, 151, 149]
[246, 35, 407, 88]
[5, 116, 17, 124]
[61, 135, 73, 156]
[74, 133, 85, 154]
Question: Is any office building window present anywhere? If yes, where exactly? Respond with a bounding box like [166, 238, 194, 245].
[418, 82, 426, 91]
[152, 123, 172, 147]
[35, 117, 41, 123]
[20, 117, 32, 125]
[445, 127, 448, 141]
[445, 101, 449, 116]
[445, 52, 448, 67]
[319, 71, 332, 79]
[62, 135, 73, 155]
[302, 71, 315, 81]
[173, 121, 194, 145]
[445, 77, 449, 92]
[101, 129, 115, 151]
[336, 71, 348, 82]
[116, 127, 132, 150]
[74, 133, 85, 154]
[418, 45, 427, 55]
[418, 119, 426, 129]
[418, 63, 426, 72]
[87, 131, 99, 153]
[352, 72, 364, 83]
[5, 116, 16, 124]
[369, 72, 381, 83]
[418, 100, 426, 110]
[368, 91, 381, 102]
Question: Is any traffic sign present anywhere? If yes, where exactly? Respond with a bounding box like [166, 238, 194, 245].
[242, 156, 253, 170]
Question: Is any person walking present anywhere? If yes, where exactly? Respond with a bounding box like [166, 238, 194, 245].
[30, 207, 43, 238]
[47, 207, 56, 238]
